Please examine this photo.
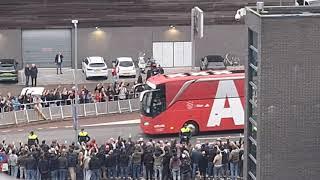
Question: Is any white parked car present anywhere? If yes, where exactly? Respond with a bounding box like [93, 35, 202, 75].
[115, 57, 136, 78]
[82, 56, 108, 80]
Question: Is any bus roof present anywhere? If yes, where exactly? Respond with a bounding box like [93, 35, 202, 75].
[147, 68, 245, 87]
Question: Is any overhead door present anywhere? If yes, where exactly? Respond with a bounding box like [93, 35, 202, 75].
[152, 42, 174, 67]
[22, 29, 72, 68]
[174, 42, 192, 67]
[153, 42, 192, 67]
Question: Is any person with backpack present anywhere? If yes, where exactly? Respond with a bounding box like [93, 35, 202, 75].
[229, 143, 240, 180]
[170, 150, 181, 180]
[221, 145, 230, 179]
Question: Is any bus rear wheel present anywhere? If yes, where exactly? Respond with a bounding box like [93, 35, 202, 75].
[185, 121, 199, 136]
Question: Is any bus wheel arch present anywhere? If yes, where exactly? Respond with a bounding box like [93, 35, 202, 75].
[185, 120, 199, 136]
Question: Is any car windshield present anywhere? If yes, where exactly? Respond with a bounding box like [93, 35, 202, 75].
[89, 63, 105, 68]
[0, 65, 15, 71]
[119, 61, 133, 67]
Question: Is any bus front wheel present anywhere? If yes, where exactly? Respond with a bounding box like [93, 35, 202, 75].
[185, 121, 199, 136]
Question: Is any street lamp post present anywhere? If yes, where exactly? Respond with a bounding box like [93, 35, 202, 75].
[71, 20, 79, 144]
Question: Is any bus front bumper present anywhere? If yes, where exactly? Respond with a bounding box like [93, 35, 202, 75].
[140, 120, 177, 135]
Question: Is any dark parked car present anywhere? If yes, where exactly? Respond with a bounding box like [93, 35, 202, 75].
[200, 55, 226, 71]
[0, 59, 18, 83]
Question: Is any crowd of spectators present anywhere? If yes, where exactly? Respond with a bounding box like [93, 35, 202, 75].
[0, 78, 145, 114]
[2, 135, 244, 180]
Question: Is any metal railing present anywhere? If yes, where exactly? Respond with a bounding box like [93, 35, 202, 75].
[0, 94, 141, 127]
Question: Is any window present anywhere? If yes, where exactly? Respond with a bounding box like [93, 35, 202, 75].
[248, 155, 257, 177]
[249, 30, 258, 48]
[248, 136, 257, 159]
[119, 61, 133, 67]
[249, 48, 258, 68]
[89, 63, 106, 68]
[141, 84, 166, 117]
[247, 28, 258, 179]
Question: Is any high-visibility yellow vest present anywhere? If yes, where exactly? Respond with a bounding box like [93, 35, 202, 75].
[180, 127, 191, 133]
[79, 131, 88, 137]
[28, 134, 38, 140]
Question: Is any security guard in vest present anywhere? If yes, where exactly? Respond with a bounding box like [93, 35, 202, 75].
[27, 131, 39, 147]
[78, 128, 91, 144]
[180, 123, 192, 144]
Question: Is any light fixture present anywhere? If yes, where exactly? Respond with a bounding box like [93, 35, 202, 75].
[95, 26, 100, 30]
[169, 25, 176, 29]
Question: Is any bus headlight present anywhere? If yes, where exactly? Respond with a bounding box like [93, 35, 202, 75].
[144, 122, 150, 126]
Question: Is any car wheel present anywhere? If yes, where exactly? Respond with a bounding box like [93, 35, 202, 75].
[185, 121, 199, 136]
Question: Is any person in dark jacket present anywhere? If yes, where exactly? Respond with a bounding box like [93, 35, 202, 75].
[30, 64, 38, 87]
[48, 149, 59, 180]
[199, 151, 208, 179]
[119, 148, 130, 179]
[55, 52, 64, 74]
[67, 148, 78, 180]
[105, 150, 117, 179]
[40, 140, 50, 153]
[24, 64, 30, 87]
[191, 147, 202, 178]
[25, 153, 37, 180]
[89, 153, 101, 180]
[57, 152, 68, 180]
[162, 147, 172, 180]
[143, 149, 154, 180]
[38, 154, 50, 180]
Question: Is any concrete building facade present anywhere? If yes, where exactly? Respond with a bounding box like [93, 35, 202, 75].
[0, 25, 247, 69]
[244, 5, 320, 180]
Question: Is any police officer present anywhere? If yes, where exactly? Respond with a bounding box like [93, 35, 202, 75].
[180, 123, 192, 144]
[78, 128, 90, 144]
[28, 131, 39, 147]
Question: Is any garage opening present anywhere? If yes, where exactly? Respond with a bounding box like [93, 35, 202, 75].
[152, 42, 192, 67]
[22, 29, 72, 68]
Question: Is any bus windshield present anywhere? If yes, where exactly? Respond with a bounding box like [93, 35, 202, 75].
[141, 84, 166, 117]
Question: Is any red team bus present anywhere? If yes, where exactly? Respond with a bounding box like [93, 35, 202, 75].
[140, 69, 245, 135]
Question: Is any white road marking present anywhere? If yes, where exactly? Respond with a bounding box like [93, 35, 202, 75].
[17, 129, 24, 132]
[1, 130, 11, 133]
[49, 126, 58, 129]
[37, 128, 43, 130]
[82, 119, 140, 127]
[64, 126, 73, 128]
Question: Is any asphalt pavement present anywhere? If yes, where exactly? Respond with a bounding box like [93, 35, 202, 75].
[0, 113, 243, 145]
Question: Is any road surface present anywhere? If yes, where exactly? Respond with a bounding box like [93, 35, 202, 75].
[0, 112, 242, 145]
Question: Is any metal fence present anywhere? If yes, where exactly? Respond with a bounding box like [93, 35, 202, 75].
[0, 98, 141, 127]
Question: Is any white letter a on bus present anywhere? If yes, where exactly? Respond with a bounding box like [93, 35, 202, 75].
[207, 80, 244, 127]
